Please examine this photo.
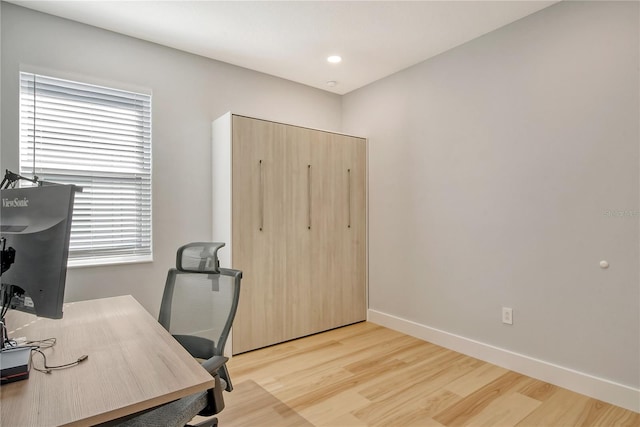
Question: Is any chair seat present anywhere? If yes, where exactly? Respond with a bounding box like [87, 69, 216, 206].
[118, 392, 208, 427]
[173, 334, 215, 360]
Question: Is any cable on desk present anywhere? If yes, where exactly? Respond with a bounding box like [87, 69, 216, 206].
[30, 348, 88, 374]
[25, 337, 56, 349]
[16, 337, 89, 374]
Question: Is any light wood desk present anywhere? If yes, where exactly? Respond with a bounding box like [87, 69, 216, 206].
[0, 295, 214, 426]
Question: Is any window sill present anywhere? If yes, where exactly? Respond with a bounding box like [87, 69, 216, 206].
[68, 254, 153, 269]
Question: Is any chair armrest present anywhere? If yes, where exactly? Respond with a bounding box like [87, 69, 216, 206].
[201, 356, 228, 376]
[197, 355, 229, 418]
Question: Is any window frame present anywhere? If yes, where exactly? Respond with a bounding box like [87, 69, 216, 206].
[18, 71, 153, 267]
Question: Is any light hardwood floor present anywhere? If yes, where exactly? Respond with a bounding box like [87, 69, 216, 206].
[221, 322, 638, 426]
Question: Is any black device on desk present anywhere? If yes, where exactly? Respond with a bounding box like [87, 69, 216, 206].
[0, 180, 77, 384]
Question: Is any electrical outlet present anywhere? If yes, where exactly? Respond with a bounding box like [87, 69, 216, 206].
[502, 307, 513, 325]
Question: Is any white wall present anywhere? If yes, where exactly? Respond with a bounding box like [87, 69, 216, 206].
[0, 3, 342, 317]
[343, 0, 639, 398]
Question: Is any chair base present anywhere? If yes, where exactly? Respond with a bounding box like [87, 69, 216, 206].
[187, 416, 218, 427]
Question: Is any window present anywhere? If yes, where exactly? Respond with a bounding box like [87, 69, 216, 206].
[19, 72, 152, 266]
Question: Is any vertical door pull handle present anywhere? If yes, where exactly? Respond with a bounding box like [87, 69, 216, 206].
[347, 168, 352, 229]
[307, 165, 312, 230]
[259, 160, 264, 231]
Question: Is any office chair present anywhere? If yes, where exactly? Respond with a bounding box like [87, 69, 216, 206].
[159, 242, 242, 393]
[118, 242, 242, 427]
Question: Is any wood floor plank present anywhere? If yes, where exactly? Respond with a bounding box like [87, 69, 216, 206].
[386, 398, 460, 427]
[357, 351, 473, 401]
[283, 356, 408, 410]
[280, 336, 453, 404]
[275, 334, 416, 386]
[572, 398, 640, 427]
[432, 371, 532, 426]
[444, 363, 510, 397]
[405, 417, 447, 427]
[320, 412, 369, 427]
[214, 380, 313, 427]
[230, 340, 342, 379]
[516, 379, 558, 402]
[342, 336, 424, 374]
[353, 387, 461, 426]
[515, 387, 592, 426]
[461, 392, 541, 427]
[297, 390, 370, 426]
[229, 322, 381, 378]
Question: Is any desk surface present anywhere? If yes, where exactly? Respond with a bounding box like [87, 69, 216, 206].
[0, 295, 214, 427]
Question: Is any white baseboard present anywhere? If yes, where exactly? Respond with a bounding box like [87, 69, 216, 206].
[368, 309, 640, 413]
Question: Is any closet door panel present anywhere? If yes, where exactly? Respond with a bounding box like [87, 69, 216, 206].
[342, 136, 367, 324]
[282, 126, 312, 340]
[308, 133, 367, 332]
[310, 132, 346, 331]
[232, 116, 288, 353]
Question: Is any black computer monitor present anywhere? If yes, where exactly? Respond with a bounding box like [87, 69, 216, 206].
[0, 184, 76, 319]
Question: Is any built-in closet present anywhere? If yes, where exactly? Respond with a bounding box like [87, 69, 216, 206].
[212, 113, 367, 354]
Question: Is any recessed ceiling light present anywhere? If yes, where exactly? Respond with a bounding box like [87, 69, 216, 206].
[326, 80, 337, 87]
[327, 55, 342, 64]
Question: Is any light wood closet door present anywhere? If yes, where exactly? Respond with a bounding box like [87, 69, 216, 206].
[310, 133, 367, 331]
[282, 126, 313, 340]
[309, 131, 338, 332]
[343, 135, 367, 324]
[232, 116, 288, 354]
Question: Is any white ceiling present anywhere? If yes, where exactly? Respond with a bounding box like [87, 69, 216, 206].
[8, 1, 559, 95]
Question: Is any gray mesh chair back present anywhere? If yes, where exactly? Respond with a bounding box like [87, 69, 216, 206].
[159, 242, 242, 392]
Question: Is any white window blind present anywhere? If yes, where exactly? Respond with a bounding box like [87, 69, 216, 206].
[19, 72, 152, 265]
